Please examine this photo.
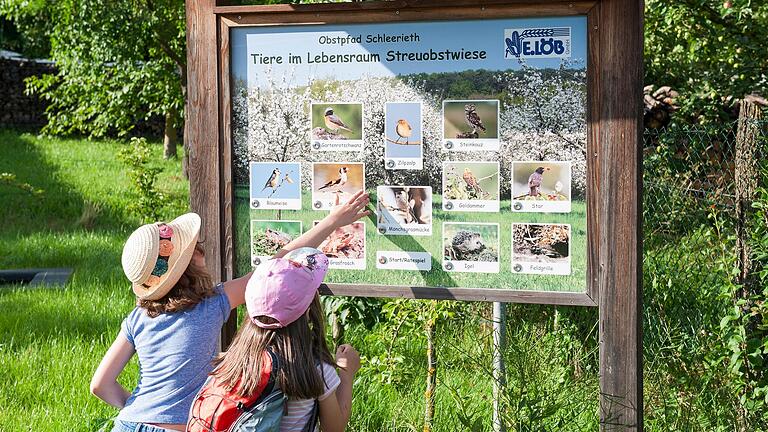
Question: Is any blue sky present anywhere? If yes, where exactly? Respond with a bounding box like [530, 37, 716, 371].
[385, 102, 422, 158]
[231, 16, 587, 88]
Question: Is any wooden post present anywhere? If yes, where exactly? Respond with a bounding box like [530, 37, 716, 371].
[735, 98, 763, 291]
[186, 0, 239, 346]
[492, 302, 507, 432]
[597, 0, 644, 430]
[423, 315, 437, 432]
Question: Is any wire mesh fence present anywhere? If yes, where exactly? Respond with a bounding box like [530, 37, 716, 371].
[641, 117, 768, 427]
[643, 118, 767, 279]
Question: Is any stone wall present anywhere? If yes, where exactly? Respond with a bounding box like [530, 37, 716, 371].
[0, 57, 52, 129]
[0, 56, 166, 137]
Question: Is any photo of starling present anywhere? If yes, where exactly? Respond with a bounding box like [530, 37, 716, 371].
[528, 166, 550, 197]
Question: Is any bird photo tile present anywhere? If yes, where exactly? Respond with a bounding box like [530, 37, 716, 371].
[314, 220, 366, 270]
[311, 162, 365, 211]
[511, 223, 571, 275]
[510, 161, 572, 213]
[443, 222, 500, 273]
[442, 161, 500, 212]
[376, 186, 433, 236]
[309, 102, 364, 151]
[249, 162, 301, 210]
[442, 100, 500, 151]
[250, 220, 303, 267]
[384, 102, 423, 170]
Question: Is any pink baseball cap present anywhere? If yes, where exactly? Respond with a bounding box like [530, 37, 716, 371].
[245, 247, 329, 329]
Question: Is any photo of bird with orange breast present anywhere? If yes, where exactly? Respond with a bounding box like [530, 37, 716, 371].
[310, 102, 363, 142]
[384, 102, 423, 170]
[395, 119, 412, 143]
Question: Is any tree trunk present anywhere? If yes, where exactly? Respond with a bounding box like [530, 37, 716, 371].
[734, 97, 763, 432]
[735, 99, 762, 292]
[163, 108, 178, 159]
[423, 318, 437, 432]
[180, 65, 189, 179]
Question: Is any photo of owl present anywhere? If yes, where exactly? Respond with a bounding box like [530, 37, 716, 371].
[443, 100, 499, 140]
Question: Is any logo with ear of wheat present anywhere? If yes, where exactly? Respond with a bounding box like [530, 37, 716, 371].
[504, 27, 571, 59]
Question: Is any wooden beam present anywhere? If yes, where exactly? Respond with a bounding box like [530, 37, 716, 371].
[217, 2, 594, 27]
[186, 0, 234, 345]
[214, 0, 596, 15]
[597, 0, 643, 430]
[320, 284, 597, 306]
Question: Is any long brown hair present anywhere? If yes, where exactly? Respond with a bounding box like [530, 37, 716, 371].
[139, 244, 215, 318]
[212, 293, 335, 399]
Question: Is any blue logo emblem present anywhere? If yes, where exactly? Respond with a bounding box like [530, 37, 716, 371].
[504, 27, 571, 59]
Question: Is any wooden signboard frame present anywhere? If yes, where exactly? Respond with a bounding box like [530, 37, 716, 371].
[186, 0, 642, 429]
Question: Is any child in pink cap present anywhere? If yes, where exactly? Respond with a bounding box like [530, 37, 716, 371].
[91, 191, 369, 432]
[208, 247, 360, 432]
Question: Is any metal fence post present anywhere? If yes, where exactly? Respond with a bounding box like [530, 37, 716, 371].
[493, 301, 506, 432]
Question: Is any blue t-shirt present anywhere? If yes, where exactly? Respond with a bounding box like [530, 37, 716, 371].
[117, 284, 231, 424]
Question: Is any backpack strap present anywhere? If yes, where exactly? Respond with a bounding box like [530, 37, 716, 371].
[242, 350, 281, 410]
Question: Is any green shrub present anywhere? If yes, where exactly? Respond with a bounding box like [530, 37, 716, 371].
[118, 137, 164, 222]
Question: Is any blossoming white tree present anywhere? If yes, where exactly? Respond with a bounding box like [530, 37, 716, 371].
[499, 61, 588, 196]
[233, 62, 587, 197]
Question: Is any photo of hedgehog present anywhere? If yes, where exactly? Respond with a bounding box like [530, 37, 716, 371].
[512, 223, 570, 263]
[443, 223, 499, 263]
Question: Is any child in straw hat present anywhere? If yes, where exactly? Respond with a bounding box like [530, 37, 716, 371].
[90, 191, 370, 432]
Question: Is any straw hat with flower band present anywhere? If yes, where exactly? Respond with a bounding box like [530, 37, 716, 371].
[121, 213, 202, 301]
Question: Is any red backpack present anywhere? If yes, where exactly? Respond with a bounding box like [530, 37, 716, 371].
[186, 351, 286, 432]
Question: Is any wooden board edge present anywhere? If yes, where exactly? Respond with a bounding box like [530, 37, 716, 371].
[214, 0, 597, 15]
[320, 283, 597, 307]
[217, 3, 595, 26]
[218, 15, 238, 346]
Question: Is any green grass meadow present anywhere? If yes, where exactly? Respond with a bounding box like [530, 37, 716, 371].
[234, 186, 587, 292]
[0, 130, 188, 430]
[1, 130, 592, 430]
[6, 129, 740, 430]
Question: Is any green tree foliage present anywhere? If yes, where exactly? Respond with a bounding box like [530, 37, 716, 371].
[645, 0, 768, 123]
[0, 1, 52, 58]
[2, 0, 185, 147]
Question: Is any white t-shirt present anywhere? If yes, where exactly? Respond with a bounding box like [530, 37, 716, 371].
[280, 362, 341, 432]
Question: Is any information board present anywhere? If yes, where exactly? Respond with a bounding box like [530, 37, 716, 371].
[230, 16, 589, 294]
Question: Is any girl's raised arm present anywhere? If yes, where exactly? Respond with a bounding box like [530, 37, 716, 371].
[223, 190, 370, 309]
